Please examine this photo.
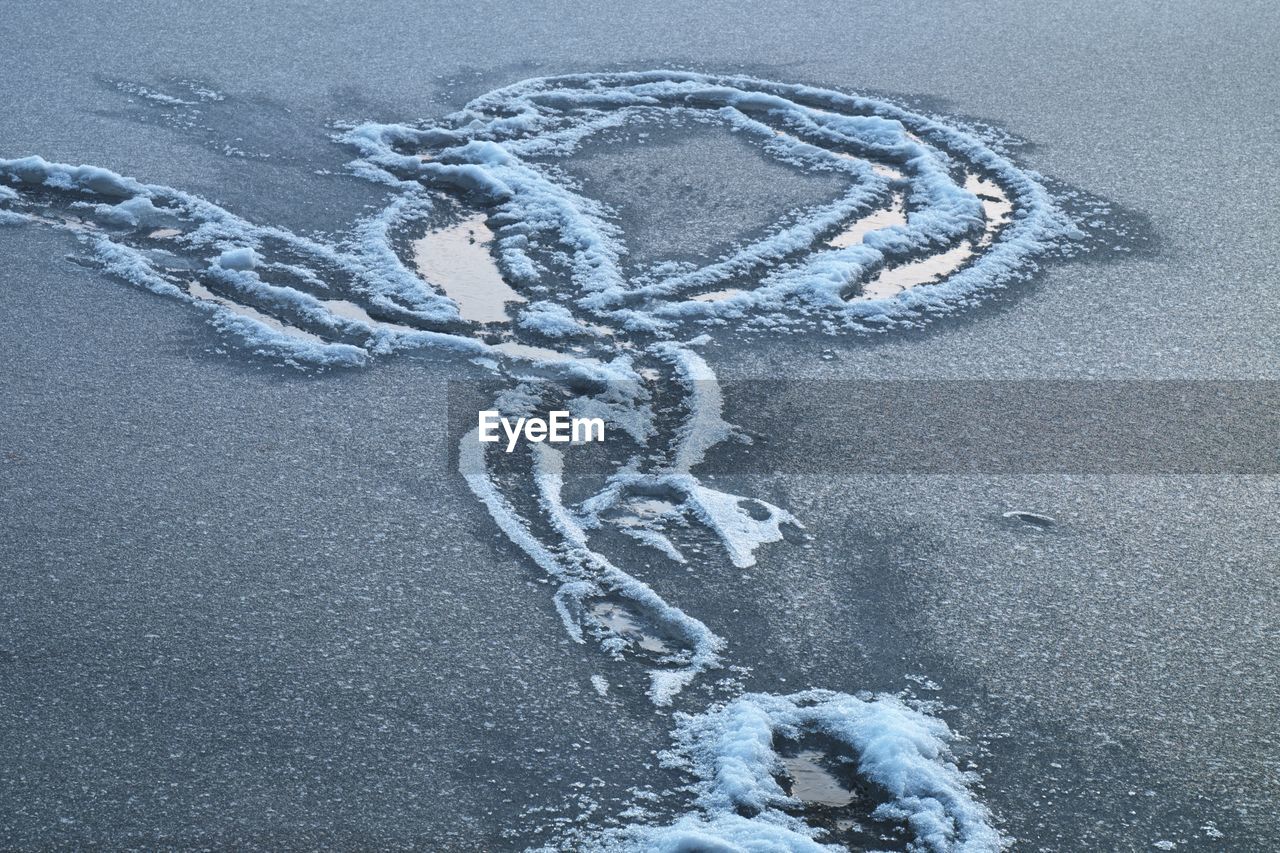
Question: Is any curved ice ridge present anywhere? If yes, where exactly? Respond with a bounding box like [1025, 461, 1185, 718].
[342, 71, 1075, 331]
[0, 71, 1074, 851]
[0, 72, 1076, 362]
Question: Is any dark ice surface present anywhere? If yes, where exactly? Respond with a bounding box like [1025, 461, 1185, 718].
[2, 1, 1278, 849]
[545, 119, 851, 266]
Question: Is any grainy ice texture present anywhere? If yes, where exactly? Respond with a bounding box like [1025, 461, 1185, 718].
[0, 1, 1276, 851]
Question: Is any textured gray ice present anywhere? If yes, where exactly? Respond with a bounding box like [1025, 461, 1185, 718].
[1, 0, 1277, 850]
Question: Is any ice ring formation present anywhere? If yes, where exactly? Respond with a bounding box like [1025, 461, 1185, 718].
[0, 71, 1085, 851]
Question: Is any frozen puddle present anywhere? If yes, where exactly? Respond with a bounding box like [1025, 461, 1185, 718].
[967, 171, 1014, 241]
[609, 497, 681, 526]
[690, 288, 744, 302]
[871, 162, 904, 180]
[859, 241, 977, 299]
[853, 171, 1013, 301]
[827, 199, 907, 249]
[490, 340, 576, 363]
[588, 600, 672, 654]
[775, 738, 914, 851]
[780, 750, 856, 807]
[412, 214, 525, 323]
[320, 298, 379, 325]
[318, 298, 416, 335]
[187, 281, 324, 343]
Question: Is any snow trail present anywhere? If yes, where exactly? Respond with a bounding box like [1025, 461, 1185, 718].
[1, 72, 1084, 851]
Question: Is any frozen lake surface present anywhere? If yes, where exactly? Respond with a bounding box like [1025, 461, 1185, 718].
[1, 1, 1277, 850]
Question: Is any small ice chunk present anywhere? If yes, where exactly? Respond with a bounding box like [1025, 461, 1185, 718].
[215, 247, 259, 270]
[1002, 510, 1056, 529]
